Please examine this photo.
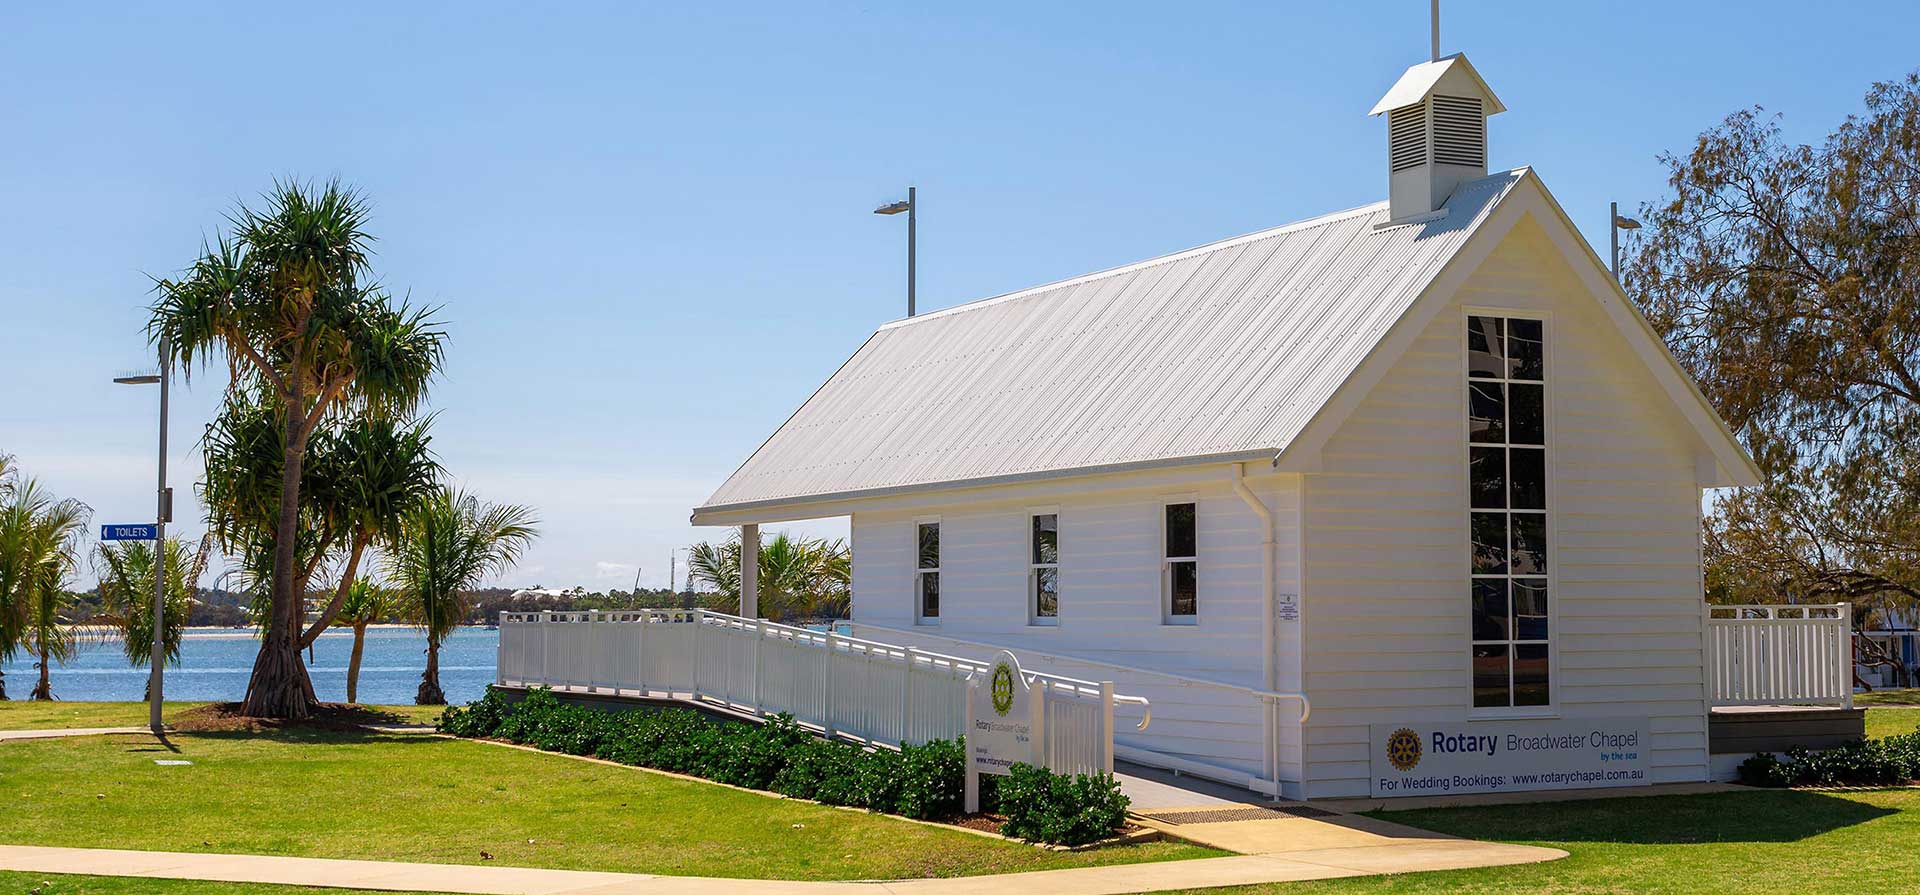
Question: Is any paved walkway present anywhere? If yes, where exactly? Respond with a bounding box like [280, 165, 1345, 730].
[0, 726, 145, 741]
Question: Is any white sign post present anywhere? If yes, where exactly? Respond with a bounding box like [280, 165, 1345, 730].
[1369, 716, 1650, 798]
[964, 650, 1042, 813]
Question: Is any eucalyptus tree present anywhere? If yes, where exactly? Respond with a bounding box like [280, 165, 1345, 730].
[94, 537, 208, 692]
[149, 180, 446, 718]
[1628, 71, 1920, 613]
[387, 487, 537, 704]
[686, 532, 850, 622]
[338, 579, 400, 704]
[0, 469, 91, 700]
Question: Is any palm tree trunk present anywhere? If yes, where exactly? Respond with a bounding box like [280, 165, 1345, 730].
[416, 634, 445, 705]
[243, 380, 319, 719]
[31, 646, 52, 701]
[0, 669, 9, 701]
[302, 528, 369, 648]
[347, 622, 368, 704]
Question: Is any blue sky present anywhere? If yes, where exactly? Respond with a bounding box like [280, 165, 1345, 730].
[1, 2, 1912, 591]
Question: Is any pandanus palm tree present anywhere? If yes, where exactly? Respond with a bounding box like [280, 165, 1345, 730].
[387, 487, 537, 704]
[338, 579, 400, 704]
[686, 532, 850, 622]
[0, 468, 91, 700]
[149, 179, 446, 719]
[202, 396, 440, 654]
[95, 537, 209, 695]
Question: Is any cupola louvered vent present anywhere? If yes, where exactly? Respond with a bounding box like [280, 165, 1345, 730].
[1430, 95, 1485, 167]
[1388, 105, 1426, 172]
[1371, 53, 1503, 221]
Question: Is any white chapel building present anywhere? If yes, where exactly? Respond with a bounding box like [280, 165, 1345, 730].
[693, 52, 1761, 799]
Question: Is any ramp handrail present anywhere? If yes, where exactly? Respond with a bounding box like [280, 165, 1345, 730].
[495, 608, 1148, 775]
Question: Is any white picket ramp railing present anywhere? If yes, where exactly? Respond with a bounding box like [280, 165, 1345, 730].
[1706, 603, 1854, 708]
[496, 609, 1147, 776]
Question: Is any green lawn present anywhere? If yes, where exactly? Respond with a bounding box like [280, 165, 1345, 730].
[1157, 788, 1920, 895]
[1857, 687, 1920, 707]
[1867, 705, 1920, 739]
[0, 701, 445, 730]
[0, 729, 1215, 881]
[0, 872, 442, 895]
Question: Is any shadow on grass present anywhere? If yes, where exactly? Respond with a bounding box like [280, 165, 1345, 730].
[1378, 789, 1900, 845]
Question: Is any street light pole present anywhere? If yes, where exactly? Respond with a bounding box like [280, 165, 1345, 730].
[874, 187, 917, 317]
[150, 337, 170, 736]
[115, 338, 170, 737]
[1610, 201, 1641, 282]
[907, 186, 916, 318]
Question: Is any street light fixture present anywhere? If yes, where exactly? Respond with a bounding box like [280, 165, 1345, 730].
[1610, 201, 1642, 281]
[113, 336, 171, 737]
[874, 186, 915, 317]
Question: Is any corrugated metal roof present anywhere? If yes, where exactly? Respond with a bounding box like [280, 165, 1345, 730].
[697, 170, 1527, 517]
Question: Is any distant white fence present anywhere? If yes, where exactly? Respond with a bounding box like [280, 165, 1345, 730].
[495, 609, 1148, 777]
[1706, 604, 1854, 708]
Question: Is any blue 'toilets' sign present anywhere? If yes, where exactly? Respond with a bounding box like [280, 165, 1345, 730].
[100, 524, 158, 541]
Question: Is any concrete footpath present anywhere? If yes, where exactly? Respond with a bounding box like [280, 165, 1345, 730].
[0, 726, 146, 741]
[0, 841, 1563, 895]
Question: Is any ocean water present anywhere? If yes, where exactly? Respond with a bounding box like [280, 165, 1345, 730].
[0, 626, 498, 706]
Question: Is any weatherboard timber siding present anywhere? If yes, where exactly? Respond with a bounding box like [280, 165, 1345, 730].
[1299, 215, 1710, 799]
[848, 475, 1304, 784]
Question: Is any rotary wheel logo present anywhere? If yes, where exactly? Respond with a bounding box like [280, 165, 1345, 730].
[990, 663, 1016, 716]
[1385, 728, 1423, 771]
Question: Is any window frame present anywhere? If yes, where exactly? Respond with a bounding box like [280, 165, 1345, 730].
[1462, 308, 1558, 718]
[914, 517, 941, 626]
[1161, 498, 1200, 626]
[1028, 509, 1060, 627]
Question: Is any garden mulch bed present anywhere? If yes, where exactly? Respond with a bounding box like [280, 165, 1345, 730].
[172, 702, 426, 733]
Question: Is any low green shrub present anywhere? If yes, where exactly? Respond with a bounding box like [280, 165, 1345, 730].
[995, 763, 1130, 846]
[893, 739, 965, 819]
[1737, 752, 1798, 787]
[438, 686, 512, 737]
[1737, 724, 1920, 788]
[437, 688, 1128, 845]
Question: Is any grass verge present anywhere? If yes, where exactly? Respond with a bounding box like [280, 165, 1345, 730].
[0, 729, 1216, 880]
[1856, 688, 1920, 708]
[1158, 788, 1920, 894]
[0, 701, 445, 730]
[0, 871, 441, 895]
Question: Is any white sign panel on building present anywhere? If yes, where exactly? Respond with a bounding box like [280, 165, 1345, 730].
[1369, 717, 1649, 798]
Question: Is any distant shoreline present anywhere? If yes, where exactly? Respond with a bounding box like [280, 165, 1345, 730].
[85, 624, 494, 640]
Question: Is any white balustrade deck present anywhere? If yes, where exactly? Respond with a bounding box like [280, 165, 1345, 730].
[1706, 603, 1854, 708]
[496, 609, 1148, 777]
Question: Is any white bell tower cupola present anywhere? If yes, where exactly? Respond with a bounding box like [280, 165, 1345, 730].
[1369, 53, 1505, 222]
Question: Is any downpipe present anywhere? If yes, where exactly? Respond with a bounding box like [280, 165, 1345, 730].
[1229, 462, 1282, 795]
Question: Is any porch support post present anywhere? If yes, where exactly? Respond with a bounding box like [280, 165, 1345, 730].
[740, 523, 760, 618]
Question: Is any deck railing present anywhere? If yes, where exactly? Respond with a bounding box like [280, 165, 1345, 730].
[1705, 603, 1854, 708]
[496, 609, 1148, 776]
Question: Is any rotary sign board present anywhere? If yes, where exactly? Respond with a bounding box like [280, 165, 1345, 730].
[967, 649, 1037, 777]
[1369, 717, 1649, 797]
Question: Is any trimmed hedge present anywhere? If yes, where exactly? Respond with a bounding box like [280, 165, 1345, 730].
[439, 686, 1130, 845]
[996, 763, 1130, 845]
[1738, 723, 1920, 787]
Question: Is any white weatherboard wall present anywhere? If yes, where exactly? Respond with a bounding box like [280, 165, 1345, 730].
[848, 473, 1304, 786]
[1300, 213, 1710, 798]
